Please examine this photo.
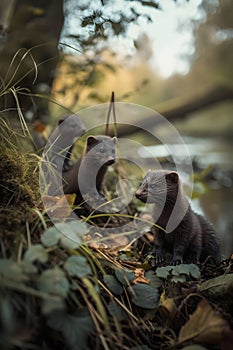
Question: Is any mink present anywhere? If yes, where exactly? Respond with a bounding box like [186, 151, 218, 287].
[41, 114, 86, 196]
[135, 170, 221, 265]
[62, 135, 117, 212]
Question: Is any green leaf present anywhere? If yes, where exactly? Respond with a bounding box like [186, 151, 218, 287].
[188, 264, 201, 279]
[0, 259, 28, 282]
[128, 284, 159, 309]
[41, 226, 61, 247]
[171, 275, 186, 283]
[103, 275, 123, 295]
[198, 274, 233, 296]
[64, 256, 92, 278]
[145, 270, 163, 288]
[115, 268, 135, 286]
[107, 300, 127, 320]
[41, 298, 66, 315]
[58, 221, 87, 249]
[47, 309, 94, 350]
[172, 264, 200, 277]
[41, 221, 88, 249]
[38, 267, 70, 298]
[24, 244, 48, 263]
[19, 260, 38, 274]
[156, 266, 173, 279]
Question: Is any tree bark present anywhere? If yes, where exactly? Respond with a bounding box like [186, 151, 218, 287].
[0, 0, 64, 123]
[116, 84, 233, 136]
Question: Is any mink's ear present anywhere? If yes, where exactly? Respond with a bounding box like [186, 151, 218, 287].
[166, 171, 179, 184]
[87, 135, 99, 147]
[112, 136, 117, 143]
[58, 116, 67, 125]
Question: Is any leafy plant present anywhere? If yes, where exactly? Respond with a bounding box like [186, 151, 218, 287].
[156, 264, 201, 283]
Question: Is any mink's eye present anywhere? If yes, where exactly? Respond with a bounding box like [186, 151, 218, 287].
[150, 183, 156, 189]
[99, 148, 105, 153]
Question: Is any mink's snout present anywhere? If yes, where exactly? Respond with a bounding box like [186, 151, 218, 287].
[105, 158, 115, 166]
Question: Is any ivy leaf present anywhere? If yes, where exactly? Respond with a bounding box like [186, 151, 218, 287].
[103, 275, 123, 295]
[41, 298, 66, 315]
[58, 221, 88, 249]
[188, 264, 201, 279]
[128, 284, 159, 309]
[145, 270, 163, 288]
[171, 275, 186, 283]
[107, 300, 127, 320]
[24, 244, 48, 263]
[64, 256, 92, 278]
[47, 309, 94, 350]
[172, 264, 200, 278]
[156, 266, 173, 279]
[19, 260, 38, 274]
[115, 268, 135, 286]
[38, 267, 70, 298]
[41, 226, 61, 247]
[0, 259, 28, 282]
[41, 221, 88, 249]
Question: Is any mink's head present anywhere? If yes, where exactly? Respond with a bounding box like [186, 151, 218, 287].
[85, 135, 117, 166]
[58, 114, 86, 140]
[135, 170, 179, 205]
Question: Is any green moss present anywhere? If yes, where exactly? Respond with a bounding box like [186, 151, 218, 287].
[0, 140, 39, 246]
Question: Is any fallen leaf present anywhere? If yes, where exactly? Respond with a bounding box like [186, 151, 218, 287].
[42, 194, 76, 219]
[159, 295, 178, 325]
[32, 120, 46, 133]
[178, 300, 229, 345]
[133, 268, 150, 285]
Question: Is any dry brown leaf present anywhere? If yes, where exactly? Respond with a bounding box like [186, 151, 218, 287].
[178, 300, 229, 345]
[159, 295, 178, 325]
[42, 194, 76, 219]
[144, 232, 154, 242]
[32, 120, 46, 133]
[133, 268, 150, 285]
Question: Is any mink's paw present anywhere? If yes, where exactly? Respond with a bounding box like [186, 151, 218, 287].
[155, 252, 165, 265]
[171, 257, 183, 265]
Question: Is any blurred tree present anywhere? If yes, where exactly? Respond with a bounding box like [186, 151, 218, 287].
[0, 0, 64, 123]
[0, 0, 161, 124]
[190, 0, 233, 86]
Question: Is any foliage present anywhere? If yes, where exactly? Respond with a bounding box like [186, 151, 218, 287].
[0, 161, 232, 350]
[156, 263, 201, 283]
[0, 116, 232, 349]
[0, 1, 233, 349]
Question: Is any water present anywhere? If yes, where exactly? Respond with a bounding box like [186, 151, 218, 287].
[138, 136, 233, 258]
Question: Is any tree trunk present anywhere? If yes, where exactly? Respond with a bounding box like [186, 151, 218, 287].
[0, 0, 64, 123]
[116, 85, 233, 136]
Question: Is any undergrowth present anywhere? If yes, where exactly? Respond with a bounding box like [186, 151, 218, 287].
[0, 142, 232, 350]
[0, 50, 232, 350]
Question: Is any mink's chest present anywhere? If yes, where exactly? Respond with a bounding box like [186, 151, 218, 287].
[154, 228, 177, 246]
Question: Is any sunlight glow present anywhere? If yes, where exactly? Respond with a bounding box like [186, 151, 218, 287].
[61, 0, 205, 78]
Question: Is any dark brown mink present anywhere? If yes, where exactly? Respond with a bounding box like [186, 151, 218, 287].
[135, 170, 221, 265]
[47, 114, 86, 173]
[41, 114, 86, 197]
[62, 135, 117, 212]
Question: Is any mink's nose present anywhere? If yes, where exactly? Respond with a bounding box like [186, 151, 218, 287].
[105, 158, 115, 165]
[135, 190, 141, 199]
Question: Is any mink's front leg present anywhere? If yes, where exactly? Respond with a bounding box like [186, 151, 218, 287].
[172, 238, 186, 265]
[152, 228, 166, 264]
